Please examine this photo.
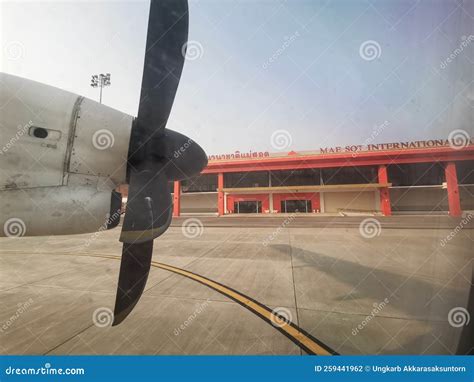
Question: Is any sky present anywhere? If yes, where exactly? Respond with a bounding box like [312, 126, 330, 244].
[1, 0, 473, 155]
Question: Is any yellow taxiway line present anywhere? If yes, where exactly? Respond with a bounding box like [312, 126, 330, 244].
[84, 253, 336, 355]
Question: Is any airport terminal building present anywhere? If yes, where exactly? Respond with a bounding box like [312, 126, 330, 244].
[120, 139, 474, 217]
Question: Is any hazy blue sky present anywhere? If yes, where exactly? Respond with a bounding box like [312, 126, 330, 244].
[1, 0, 473, 155]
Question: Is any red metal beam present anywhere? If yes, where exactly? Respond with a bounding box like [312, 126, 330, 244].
[445, 162, 462, 217]
[173, 181, 181, 217]
[217, 173, 224, 216]
[202, 146, 474, 174]
[378, 165, 392, 216]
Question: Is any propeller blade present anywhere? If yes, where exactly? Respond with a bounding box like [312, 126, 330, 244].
[111, 0, 207, 325]
[136, 0, 188, 138]
[113, 166, 172, 324]
[112, 241, 153, 326]
[120, 166, 172, 244]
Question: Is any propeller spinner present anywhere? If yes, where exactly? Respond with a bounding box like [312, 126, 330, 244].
[112, 0, 207, 325]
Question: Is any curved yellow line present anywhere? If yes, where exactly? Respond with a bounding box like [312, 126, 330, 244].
[153, 261, 332, 355]
[69, 253, 333, 355]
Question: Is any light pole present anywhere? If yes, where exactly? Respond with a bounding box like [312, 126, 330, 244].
[90, 73, 111, 104]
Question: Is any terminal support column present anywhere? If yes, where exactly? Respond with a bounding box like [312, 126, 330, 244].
[173, 181, 181, 217]
[218, 173, 225, 216]
[445, 162, 462, 217]
[268, 171, 274, 213]
[378, 165, 392, 216]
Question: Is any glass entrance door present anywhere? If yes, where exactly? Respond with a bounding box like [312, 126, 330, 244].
[281, 200, 311, 213]
[234, 201, 262, 213]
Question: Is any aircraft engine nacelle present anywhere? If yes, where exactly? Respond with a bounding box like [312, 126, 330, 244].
[0, 182, 121, 238]
[0, 73, 132, 237]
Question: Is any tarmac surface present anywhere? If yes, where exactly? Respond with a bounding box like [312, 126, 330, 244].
[0, 215, 472, 355]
